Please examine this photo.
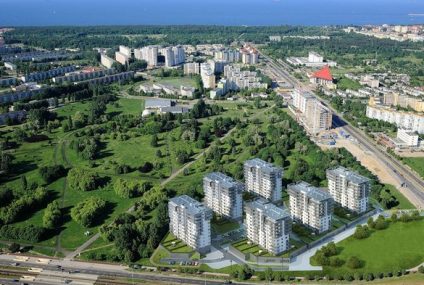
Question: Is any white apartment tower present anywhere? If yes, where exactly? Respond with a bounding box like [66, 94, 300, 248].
[287, 181, 333, 233]
[119, 45, 132, 58]
[203, 172, 244, 220]
[100, 53, 116, 69]
[244, 158, 283, 202]
[168, 195, 212, 253]
[326, 167, 370, 213]
[245, 199, 291, 255]
[200, 62, 216, 89]
[134, 46, 158, 67]
[162, 46, 185, 67]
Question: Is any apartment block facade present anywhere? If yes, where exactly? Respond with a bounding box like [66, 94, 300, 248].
[287, 181, 333, 233]
[245, 199, 291, 255]
[326, 166, 370, 213]
[244, 158, 283, 202]
[168, 195, 212, 253]
[203, 172, 244, 220]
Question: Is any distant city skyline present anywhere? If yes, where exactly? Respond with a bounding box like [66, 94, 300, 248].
[0, 0, 423, 26]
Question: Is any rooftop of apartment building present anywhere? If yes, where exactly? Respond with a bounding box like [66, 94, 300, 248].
[246, 198, 290, 221]
[204, 172, 244, 190]
[169, 195, 210, 216]
[288, 181, 332, 202]
[244, 158, 282, 174]
[327, 166, 370, 185]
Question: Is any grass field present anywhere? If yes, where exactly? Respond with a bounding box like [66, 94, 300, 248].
[402, 157, 424, 179]
[319, 219, 424, 275]
[383, 184, 415, 209]
[211, 219, 240, 235]
[149, 77, 196, 88]
[161, 233, 194, 254]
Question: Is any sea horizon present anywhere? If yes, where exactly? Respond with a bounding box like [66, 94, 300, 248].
[0, 0, 423, 27]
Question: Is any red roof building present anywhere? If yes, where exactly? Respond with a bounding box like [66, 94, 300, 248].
[312, 65, 333, 81]
[310, 65, 336, 89]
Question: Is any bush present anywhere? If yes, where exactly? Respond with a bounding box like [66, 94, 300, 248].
[71, 197, 107, 227]
[347, 256, 363, 269]
[0, 225, 46, 242]
[330, 257, 344, 267]
[39, 165, 66, 183]
[353, 225, 371, 239]
[113, 178, 144, 198]
[67, 168, 98, 191]
[8, 242, 20, 253]
[418, 266, 424, 274]
[365, 273, 375, 281]
[374, 215, 389, 230]
[139, 162, 153, 173]
[43, 201, 62, 228]
[0, 187, 48, 224]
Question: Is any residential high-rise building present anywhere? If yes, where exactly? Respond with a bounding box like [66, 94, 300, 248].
[245, 199, 291, 255]
[240, 45, 259, 65]
[200, 62, 215, 89]
[244, 158, 283, 202]
[173, 46, 185, 66]
[115, 51, 129, 65]
[119, 45, 132, 58]
[214, 49, 240, 63]
[304, 100, 333, 134]
[161, 46, 185, 67]
[326, 167, 370, 213]
[287, 181, 333, 233]
[203, 172, 244, 220]
[134, 46, 158, 67]
[168, 195, 212, 254]
[100, 53, 116, 69]
[292, 90, 332, 134]
[184, 62, 200, 75]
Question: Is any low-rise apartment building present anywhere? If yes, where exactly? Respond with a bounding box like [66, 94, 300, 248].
[21, 65, 76, 82]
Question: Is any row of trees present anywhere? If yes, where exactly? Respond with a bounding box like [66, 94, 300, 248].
[0, 187, 48, 225]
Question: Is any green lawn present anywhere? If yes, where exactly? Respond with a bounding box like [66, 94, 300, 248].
[383, 184, 415, 209]
[336, 77, 362, 91]
[211, 219, 240, 235]
[402, 157, 424, 179]
[149, 77, 196, 88]
[319, 219, 424, 275]
[161, 233, 194, 254]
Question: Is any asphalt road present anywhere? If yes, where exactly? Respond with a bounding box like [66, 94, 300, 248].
[258, 49, 424, 208]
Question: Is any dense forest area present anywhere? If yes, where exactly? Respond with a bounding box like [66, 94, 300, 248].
[3, 25, 326, 49]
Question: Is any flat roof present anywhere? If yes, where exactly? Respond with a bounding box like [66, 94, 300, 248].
[244, 158, 282, 174]
[169, 195, 210, 216]
[204, 172, 244, 189]
[327, 166, 370, 185]
[288, 181, 332, 202]
[145, 98, 173, 108]
[246, 199, 290, 221]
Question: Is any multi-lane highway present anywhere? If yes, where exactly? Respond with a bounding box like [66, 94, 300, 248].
[259, 49, 424, 208]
